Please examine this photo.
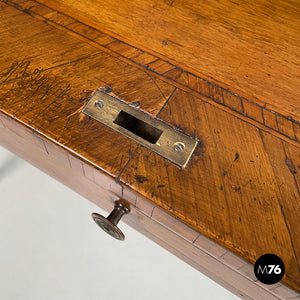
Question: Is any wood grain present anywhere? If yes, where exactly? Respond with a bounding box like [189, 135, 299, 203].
[35, 0, 300, 125]
[0, 3, 176, 176]
[3, 0, 299, 144]
[120, 88, 300, 290]
[1, 1, 300, 295]
[2, 111, 298, 299]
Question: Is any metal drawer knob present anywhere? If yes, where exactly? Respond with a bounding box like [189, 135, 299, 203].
[91, 200, 130, 240]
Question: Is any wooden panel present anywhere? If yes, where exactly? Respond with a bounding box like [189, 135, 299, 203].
[0, 2, 175, 177]
[120, 88, 300, 290]
[0, 112, 123, 211]
[260, 132, 300, 276]
[35, 0, 300, 124]
[0, 3, 98, 73]
[1, 2, 300, 295]
[1, 112, 298, 299]
[3, 0, 299, 144]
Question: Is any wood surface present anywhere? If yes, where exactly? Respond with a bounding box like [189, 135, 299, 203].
[35, 0, 300, 125]
[120, 89, 300, 291]
[2, 112, 299, 300]
[2, 0, 299, 145]
[0, 0, 300, 295]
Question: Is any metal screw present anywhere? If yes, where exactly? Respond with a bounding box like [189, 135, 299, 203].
[129, 101, 141, 108]
[101, 86, 112, 93]
[174, 142, 185, 152]
[94, 100, 104, 109]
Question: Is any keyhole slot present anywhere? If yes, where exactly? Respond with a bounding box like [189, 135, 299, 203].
[114, 110, 163, 144]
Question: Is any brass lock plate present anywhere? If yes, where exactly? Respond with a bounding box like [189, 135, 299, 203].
[82, 90, 198, 167]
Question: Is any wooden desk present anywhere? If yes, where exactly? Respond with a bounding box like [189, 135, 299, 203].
[0, 1, 299, 298]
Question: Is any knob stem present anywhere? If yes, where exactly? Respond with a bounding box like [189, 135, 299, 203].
[107, 200, 130, 225]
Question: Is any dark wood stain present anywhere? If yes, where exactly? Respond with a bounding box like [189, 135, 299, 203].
[134, 175, 149, 183]
[234, 152, 240, 162]
[286, 158, 297, 174]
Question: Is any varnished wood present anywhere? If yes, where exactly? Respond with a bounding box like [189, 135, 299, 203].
[1, 112, 298, 299]
[120, 88, 300, 290]
[3, 0, 299, 144]
[35, 0, 300, 125]
[0, 3, 176, 173]
[0, 0, 300, 296]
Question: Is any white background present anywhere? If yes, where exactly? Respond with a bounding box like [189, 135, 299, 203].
[0, 145, 238, 300]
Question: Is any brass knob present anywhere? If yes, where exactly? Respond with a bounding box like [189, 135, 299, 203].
[91, 200, 130, 240]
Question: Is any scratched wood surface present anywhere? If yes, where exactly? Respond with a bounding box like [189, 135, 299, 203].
[0, 2, 177, 174]
[3, 0, 299, 144]
[3, 113, 299, 300]
[35, 0, 300, 126]
[120, 89, 300, 291]
[0, 0, 300, 294]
